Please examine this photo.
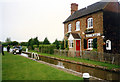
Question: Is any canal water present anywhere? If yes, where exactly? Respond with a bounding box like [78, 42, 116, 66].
[24, 53, 120, 80]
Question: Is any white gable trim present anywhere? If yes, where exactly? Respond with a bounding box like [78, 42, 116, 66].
[68, 33, 81, 40]
[68, 33, 74, 40]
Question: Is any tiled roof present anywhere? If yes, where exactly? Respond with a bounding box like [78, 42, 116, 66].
[71, 33, 81, 39]
[63, 1, 109, 23]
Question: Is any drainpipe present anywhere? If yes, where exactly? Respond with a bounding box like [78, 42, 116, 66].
[83, 73, 90, 82]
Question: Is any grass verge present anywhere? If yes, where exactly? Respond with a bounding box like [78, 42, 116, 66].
[2, 52, 83, 80]
[29, 50, 120, 69]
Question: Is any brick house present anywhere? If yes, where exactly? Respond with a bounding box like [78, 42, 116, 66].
[63, 0, 120, 54]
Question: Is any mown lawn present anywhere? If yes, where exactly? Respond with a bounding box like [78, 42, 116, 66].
[29, 50, 120, 69]
[2, 52, 83, 80]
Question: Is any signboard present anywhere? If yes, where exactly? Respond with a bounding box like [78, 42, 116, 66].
[86, 33, 101, 37]
[85, 29, 94, 34]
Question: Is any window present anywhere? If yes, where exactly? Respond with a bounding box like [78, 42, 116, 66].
[76, 21, 80, 31]
[88, 39, 93, 50]
[87, 18, 93, 29]
[68, 24, 71, 32]
[106, 40, 111, 50]
[69, 40, 73, 48]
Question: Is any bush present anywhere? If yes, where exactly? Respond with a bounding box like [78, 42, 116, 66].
[22, 46, 27, 51]
[39, 44, 56, 54]
[33, 45, 38, 48]
[22, 47, 26, 51]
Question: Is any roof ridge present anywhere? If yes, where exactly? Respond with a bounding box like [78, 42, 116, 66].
[103, 1, 110, 9]
[63, 1, 113, 23]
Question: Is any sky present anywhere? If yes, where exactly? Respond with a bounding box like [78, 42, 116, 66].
[0, 0, 120, 43]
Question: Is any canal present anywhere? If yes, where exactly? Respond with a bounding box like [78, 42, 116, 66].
[21, 52, 120, 81]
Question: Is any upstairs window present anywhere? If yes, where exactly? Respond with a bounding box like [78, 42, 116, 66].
[106, 40, 111, 50]
[88, 39, 93, 50]
[69, 40, 73, 48]
[76, 21, 80, 31]
[68, 24, 71, 32]
[87, 18, 93, 29]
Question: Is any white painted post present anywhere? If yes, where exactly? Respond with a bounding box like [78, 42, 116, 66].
[112, 57, 114, 64]
[31, 53, 32, 58]
[34, 53, 36, 59]
[37, 54, 39, 60]
[36, 53, 38, 59]
[26, 48, 28, 52]
[31, 53, 34, 58]
[35, 53, 38, 59]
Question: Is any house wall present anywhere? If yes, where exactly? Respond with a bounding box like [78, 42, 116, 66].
[68, 40, 76, 51]
[103, 2, 120, 53]
[64, 11, 104, 53]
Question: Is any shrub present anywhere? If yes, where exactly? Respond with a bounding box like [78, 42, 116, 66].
[39, 44, 56, 54]
[22, 46, 27, 51]
[33, 45, 38, 48]
[22, 47, 26, 51]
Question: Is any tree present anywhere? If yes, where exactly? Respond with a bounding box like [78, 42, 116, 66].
[53, 39, 60, 49]
[43, 37, 50, 45]
[60, 40, 64, 50]
[39, 41, 43, 44]
[28, 38, 34, 50]
[11, 41, 19, 46]
[5, 37, 11, 42]
[4, 37, 11, 46]
[33, 37, 39, 47]
[20, 42, 28, 46]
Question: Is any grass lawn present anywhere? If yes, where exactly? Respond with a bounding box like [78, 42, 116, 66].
[29, 50, 120, 69]
[2, 52, 83, 80]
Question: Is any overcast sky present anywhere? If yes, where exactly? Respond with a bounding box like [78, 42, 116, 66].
[0, 0, 119, 43]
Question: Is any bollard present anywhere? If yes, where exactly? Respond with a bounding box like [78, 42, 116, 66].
[37, 54, 39, 60]
[26, 48, 28, 52]
[35, 53, 37, 59]
[32, 52, 35, 58]
[38, 56, 39, 60]
[83, 73, 90, 82]
[31, 53, 33, 58]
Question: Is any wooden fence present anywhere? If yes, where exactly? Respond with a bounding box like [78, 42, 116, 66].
[54, 49, 120, 65]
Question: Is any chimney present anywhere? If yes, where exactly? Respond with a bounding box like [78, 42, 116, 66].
[71, 3, 78, 15]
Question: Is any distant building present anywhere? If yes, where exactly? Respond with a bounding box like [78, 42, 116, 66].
[63, 0, 120, 54]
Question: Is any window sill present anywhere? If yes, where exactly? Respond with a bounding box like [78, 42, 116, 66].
[67, 31, 71, 33]
[87, 48, 93, 51]
[69, 47, 73, 48]
[87, 27, 93, 29]
[75, 29, 80, 31]
[106, 48, 111, 50]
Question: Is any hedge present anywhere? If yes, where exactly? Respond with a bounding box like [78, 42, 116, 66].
[33, 44, 56, 54]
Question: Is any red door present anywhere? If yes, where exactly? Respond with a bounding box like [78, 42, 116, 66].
[76, 40, 80, 56]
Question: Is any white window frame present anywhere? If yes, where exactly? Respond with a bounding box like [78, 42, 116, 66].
[69, 40, 73, 48]
[88, 39, 93, 50]
[76, 21, 80, 31]
[106, 40, 111, 50]
[68, 24, 71, 32]
[87, 18, 93, 29]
